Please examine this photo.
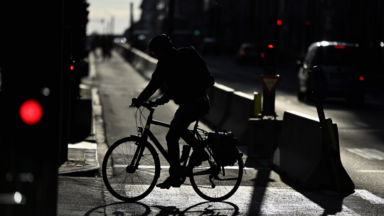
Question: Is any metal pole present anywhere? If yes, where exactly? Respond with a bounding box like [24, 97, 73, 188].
[262, 0, 278, 118]
[111, 16, 114, 36]
[130, 3, 134, 44]
[168, 0, 174, 39]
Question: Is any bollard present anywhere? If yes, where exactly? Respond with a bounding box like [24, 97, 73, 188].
[254, 92, 262, 117]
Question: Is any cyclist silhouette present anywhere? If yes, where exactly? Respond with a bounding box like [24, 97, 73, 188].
[132, 34, 215, 189]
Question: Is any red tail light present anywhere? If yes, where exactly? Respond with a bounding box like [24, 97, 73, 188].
[260, 52, 265, 58]
[240, 51, 246, 56]
[268, 44, 274, 49]
[359, 76, 364, 81]
[70, 65, 74, 71]
[334, 45, 345, 49]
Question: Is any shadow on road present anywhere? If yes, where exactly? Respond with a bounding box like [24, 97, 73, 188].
[84, 201, 151, 216]
[244, 157, 348, 215]
[84, 200, 240, 216]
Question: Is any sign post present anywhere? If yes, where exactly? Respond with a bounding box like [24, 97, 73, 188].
[260, 42, 280, 118]
[309, 66, 355, 194]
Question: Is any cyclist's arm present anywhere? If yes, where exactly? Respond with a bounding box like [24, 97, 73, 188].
[159, 83, 172, 103]
[137, 66, 165, 102]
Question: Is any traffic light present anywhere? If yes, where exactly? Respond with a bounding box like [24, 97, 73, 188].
[265, 42, 275, 73]
[19, 100, 43, 125]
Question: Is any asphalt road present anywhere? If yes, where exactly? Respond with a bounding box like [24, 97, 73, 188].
[204, 54, 384, 198]
[57, 49, 384, 215]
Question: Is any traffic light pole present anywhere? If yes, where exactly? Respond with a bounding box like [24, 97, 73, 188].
[0, 0, 67, 214]
[262, 42, 277, 118]
[261, 0, 279, 119]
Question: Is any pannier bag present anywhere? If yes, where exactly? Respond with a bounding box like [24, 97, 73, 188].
[207, 130, 239, 166]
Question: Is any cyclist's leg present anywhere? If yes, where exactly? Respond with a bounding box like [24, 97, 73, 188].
[159, 100, 209, 187]
[179, 99, 210, 147]
[168, 100, 210, 167]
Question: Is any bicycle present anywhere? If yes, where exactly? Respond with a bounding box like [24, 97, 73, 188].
[102, 101, 244, 202]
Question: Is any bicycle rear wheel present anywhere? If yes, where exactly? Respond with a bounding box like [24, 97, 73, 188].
[189, 149, 244, 201]
[102, 136, 160, 202]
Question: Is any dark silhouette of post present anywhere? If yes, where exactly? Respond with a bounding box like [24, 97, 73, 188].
[262, 0, 279, 118]
[168, 0, 174, 39]
[130, 3, 134, 45]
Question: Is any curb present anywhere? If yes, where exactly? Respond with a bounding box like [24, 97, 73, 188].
[58, 53, 106, 175]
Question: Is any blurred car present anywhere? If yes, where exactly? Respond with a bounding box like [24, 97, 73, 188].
[297, 41, 365, 103]
[236, 43, 263, 65]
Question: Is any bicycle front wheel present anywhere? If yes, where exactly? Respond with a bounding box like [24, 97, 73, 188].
[102, 136, 160, 202]
[189, 151, 244, 201]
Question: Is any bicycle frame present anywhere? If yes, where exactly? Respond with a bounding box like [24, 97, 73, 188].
[130, 105, 203, 170]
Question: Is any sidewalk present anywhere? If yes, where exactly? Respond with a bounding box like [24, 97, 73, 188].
[58, 54, 105, 176]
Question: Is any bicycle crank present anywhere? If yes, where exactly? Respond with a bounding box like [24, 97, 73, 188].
[209, 174, 216, 188]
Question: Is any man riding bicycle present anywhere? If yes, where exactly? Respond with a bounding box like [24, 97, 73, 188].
[131, 34, 215, 189]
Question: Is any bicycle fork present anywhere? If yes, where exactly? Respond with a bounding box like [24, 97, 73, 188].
[126, 134, 147, 173]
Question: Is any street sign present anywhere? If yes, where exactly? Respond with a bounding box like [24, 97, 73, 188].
[260, 75, 281, 95]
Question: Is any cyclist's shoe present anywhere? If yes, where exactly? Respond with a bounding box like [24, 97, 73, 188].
[156, 177, 182, 189]
[190, 148, 209, 167]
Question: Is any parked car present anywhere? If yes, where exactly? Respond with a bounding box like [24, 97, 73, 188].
[236, 43, 263, 65]
[297, 41, 365, 103]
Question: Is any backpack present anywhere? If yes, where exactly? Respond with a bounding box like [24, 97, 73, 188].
[178, 46, 215, 89]
[207, 130, 239, 166]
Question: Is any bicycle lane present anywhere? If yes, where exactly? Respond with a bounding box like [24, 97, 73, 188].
[88, 49, 375, 215]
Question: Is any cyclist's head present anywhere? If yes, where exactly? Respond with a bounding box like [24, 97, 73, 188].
[148, 34, 172, 54]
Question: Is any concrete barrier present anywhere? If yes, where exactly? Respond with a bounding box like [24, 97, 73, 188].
[220, 91, 254, 146]
[203, 84, 235, 129]
[115, 43, 157, 80]
[270, 111, 354, 193]
[247, 119, 282, 158]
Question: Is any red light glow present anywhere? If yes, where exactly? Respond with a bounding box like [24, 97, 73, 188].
[20, 100, 43, 125]
[268, 44, 274, 49]
[359, 76, 364, 81]
[305, 20, 310, 25]
[70, 65, 74, 71]
[277, 19, 282, 26]
[240, 51, 246, 56]
[334, 45, 345, 49]
[260, 52, 265, 58]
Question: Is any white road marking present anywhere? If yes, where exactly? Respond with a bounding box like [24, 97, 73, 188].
[113, 165, 257, 170]
[355, 170, 384, 173]
[346, 148, 384, 160]
[355, 121, 369, 127]
[353, 190, 384, 204]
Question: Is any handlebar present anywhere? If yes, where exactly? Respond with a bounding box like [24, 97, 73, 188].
[130, 100, 158, 109]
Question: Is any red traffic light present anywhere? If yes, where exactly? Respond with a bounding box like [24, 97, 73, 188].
[305, 20, 310, 25]
[268, 44, 274, 49]
[277, 19, 282, 26]
[70, 65, 74, 71]
[359, 76, 364, 81]
[20, 100, 43, 125]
